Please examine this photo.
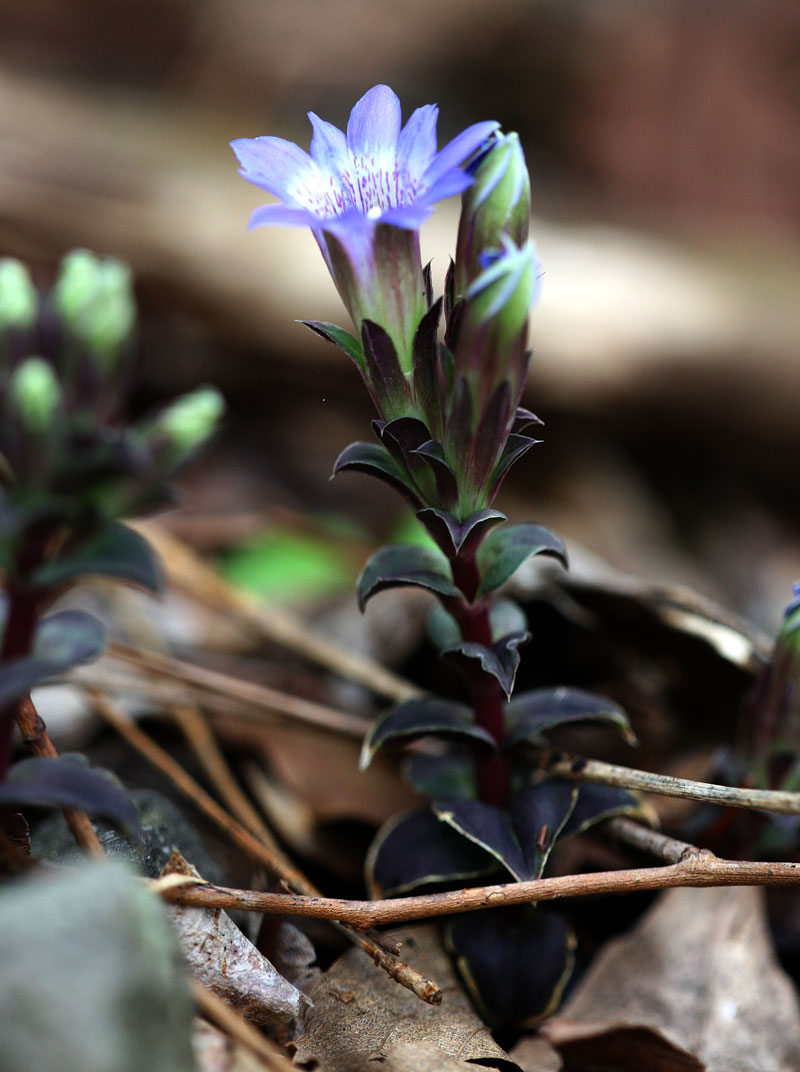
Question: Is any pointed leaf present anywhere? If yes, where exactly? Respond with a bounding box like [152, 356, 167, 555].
[0, 611, 107, 708]
[416, 507, 506, 558]
[559, 781, 644, 839]
[376, 417, 433, 487]
[447, 906, 574, 1026]
[366, 809, 498, 897]
[468, 381, 511, 489]
[443, 632, 530, 698]
[404, 751, 478, 801]
[435, 780, 577, 881]
[427, 603, 462, 651]
[477, 522, 567, 596]
[303, 321, 365, 374]
[411, 440, 459, 509]
[360, 698, 495, 769]
[0, 756, 140, 839]
[511, 406, 544, 435]
[361, 319, 410, 411]
[445, 376, 473, 470]
[32, 522, 163, 594]
[332, 441, 423, 508]
[356, 543, 460, 610]
[488, 433, 539, 500]
[422, 261, 434, 308]
[505, 686, 637, 747]
[412, 298, 443, 428]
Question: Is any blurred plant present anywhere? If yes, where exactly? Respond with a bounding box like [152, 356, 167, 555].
[0, 250, 223, 837]
[234, 86, 642, 1024]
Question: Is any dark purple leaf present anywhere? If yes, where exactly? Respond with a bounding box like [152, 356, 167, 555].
[487, 433, 539, 501]
[444, 376, 473, 467]
[0, 756, 140, 839]
[443, 259, 456, 333]
[447, 906, 574, 1025]
[376, 417, 433, 488]
[367, 809, 498, 897]
[505, 686, 637, 747]
[360, 698, 495, 769]
[356, 543, 460, 611]
[361, 319, 411, 412]
[0, 610, 107, 708]
[559, 781, 643, 839]
[412, 299, 443, 431]
[511, 406, 544, 435]
[32, 522, 163, 594]
[443, 632, 530, 698]
[411, 440, 459, 510]
[416, 507, 506, 559]
[477, 522, 567, 596]
[332, 441, 423, 509]
[468, 381, 511, 489]
[434, 780, 577, 880]
[302, 321, 365, 374]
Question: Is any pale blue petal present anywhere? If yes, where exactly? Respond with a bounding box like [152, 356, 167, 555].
[379, 202, 433, 228]
[308, 112, 348, 172]
[423, 120, 500, 188]
[346, 85, 402, 158]
[231, 137, 316, 201]
[421, 169, 474, 205]
[396, 104, 439, 180]
[248, 203, 317, 229]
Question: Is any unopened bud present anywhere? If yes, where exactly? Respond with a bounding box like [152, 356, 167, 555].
[8, 357, 61, 434]
[461, 238, 539, 364]
[54, 249, 136, 367]
[152, 386, 225, 465]
[0, 258, 38, 333]
[455, 132, 531, 297]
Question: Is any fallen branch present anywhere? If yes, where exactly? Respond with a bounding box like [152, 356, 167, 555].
[157, 850, 800, 930]
[542, 748, 800, 816]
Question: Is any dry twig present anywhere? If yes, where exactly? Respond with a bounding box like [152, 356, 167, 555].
[191, 980, 296, 1071]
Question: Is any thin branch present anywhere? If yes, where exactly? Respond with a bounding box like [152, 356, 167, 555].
[88, 689, 441, 1004]
[606, 816, 704, 864]
[191, 980, 296, 1070]
[132, 520, 420, 703]
[16, 697, 104, 856]
[542, 748, 800, 816]
[158, 852, 800, 931]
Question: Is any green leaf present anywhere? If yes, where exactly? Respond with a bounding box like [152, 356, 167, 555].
[477, 522, 566, 596]
[303, 321, 365, 374]
[434, 781, 577, 881]
[447, 906, 575, 1026]
[356, 543, 460, 611]
[360, 698, 495, 770]
[0, 756, 140, 839]
[505, 686, 637, 748]
[32, 522, 163, 593]
[366, 809, 499, 897]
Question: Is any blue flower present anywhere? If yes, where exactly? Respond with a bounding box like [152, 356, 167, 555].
[231, 84, 497, 235]
[231, 86, 498, 375]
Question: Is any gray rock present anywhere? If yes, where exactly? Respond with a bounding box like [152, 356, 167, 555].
[0, 861, 195, 1072]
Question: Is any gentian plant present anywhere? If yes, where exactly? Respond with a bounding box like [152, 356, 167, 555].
[0, 250, 223, 838]
[233, 85, 643, 1023]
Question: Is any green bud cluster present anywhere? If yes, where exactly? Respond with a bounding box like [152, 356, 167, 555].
[8, 357, 61, 435]
[0, 259, 38, 333]
[54, 249, 136, 369]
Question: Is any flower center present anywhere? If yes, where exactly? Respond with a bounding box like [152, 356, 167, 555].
[295, 153, 417, 221]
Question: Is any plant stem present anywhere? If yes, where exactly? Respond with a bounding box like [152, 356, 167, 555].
[448, 551, 511, 808]
[0, 584, 39, 778]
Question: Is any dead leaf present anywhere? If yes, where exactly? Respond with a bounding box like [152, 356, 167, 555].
[542, 886, 800, 1071]
[509, 1035, 564, 1071]
[293, 924, 519, 1072]
[162, 852, 306, 1026]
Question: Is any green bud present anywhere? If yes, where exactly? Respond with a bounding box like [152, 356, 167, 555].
[455, 132, 531, 297]
[461, 239, 539, 367]
[8, 357, 62, 434]
[153, 386, 225, 464]
[0, 258, 38, 333]
[54, 249, 136, 367]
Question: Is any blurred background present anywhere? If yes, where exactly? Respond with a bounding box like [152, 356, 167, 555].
[1, 0, 799, 630]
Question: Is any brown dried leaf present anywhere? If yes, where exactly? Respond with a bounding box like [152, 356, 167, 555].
[293, 924, 519, 1072]
[508, 1035, 564, 1071]
[162, 852, 306, 1026]
[542, 886, 800, 1072]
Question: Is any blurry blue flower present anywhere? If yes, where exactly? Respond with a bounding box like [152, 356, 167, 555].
[232, 86, 497, 373]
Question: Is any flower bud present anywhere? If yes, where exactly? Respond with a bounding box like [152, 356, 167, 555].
[146, 386, 225, 468]
[54, 250, 136, 369]
[0, 258, 38, 334]
[454, 132, 531, 298]
[8, 356, 61, 434]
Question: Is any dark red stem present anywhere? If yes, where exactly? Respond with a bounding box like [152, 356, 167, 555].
[0, 585, 40, 778]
